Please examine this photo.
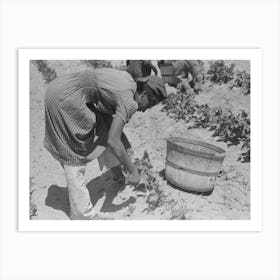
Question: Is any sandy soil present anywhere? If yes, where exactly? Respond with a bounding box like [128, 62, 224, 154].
[30, 60, 250, 220]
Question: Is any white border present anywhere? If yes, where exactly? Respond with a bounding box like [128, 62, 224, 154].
[18, 49, 262, 232]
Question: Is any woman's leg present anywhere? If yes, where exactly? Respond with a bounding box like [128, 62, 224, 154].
[63, 164, 96, 220]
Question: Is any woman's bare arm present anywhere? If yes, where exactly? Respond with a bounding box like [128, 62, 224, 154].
[107, 115, 136, 175]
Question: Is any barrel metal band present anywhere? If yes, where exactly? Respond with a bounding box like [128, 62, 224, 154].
[166, 160, 220, 177]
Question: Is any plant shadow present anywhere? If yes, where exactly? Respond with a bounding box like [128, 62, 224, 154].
[45, 169, 136, 218]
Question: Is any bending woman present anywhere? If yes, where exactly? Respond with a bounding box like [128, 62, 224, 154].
[173, 60, 205, 93]
[44, 68, 167, 219]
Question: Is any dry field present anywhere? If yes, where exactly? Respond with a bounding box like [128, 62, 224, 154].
[30, 60, 250, 220]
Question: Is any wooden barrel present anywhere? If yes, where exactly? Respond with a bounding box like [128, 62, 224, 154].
[159, 63, 180, 87]
[165, 137, 226, 193]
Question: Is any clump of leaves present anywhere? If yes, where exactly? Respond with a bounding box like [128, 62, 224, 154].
[238, 137, 250, 162]
[207, 60, 235, 84]
[32, 60, 57, 83]
[161, 91, 197, 122]
[229, 70, 250, 95]
[134, 151, 157, 192]
[83, 60, 112, 69]
[29, 178, 37, 219]
[170, 201, 190, 220]
[191, 104, 213, 128]
[211, 110, 250, 145]
[133, 151, 166, 211]
[30, 191, 38, 219]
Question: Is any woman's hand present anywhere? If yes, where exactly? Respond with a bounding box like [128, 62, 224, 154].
[126, 169, 140, 186]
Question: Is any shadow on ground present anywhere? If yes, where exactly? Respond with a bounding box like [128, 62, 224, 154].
[45, 169, 136, 218]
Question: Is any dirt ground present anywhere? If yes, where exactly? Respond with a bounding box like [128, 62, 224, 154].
[30, 60, 250, 220]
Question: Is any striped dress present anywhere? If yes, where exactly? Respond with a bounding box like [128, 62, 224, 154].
[44, 68, 138, 166]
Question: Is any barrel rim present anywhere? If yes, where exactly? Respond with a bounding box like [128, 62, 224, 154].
[167, 137, 226, 159]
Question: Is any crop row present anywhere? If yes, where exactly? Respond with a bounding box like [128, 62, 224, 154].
[206, 60, 250, 95]
[162, 90, 250, 162]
